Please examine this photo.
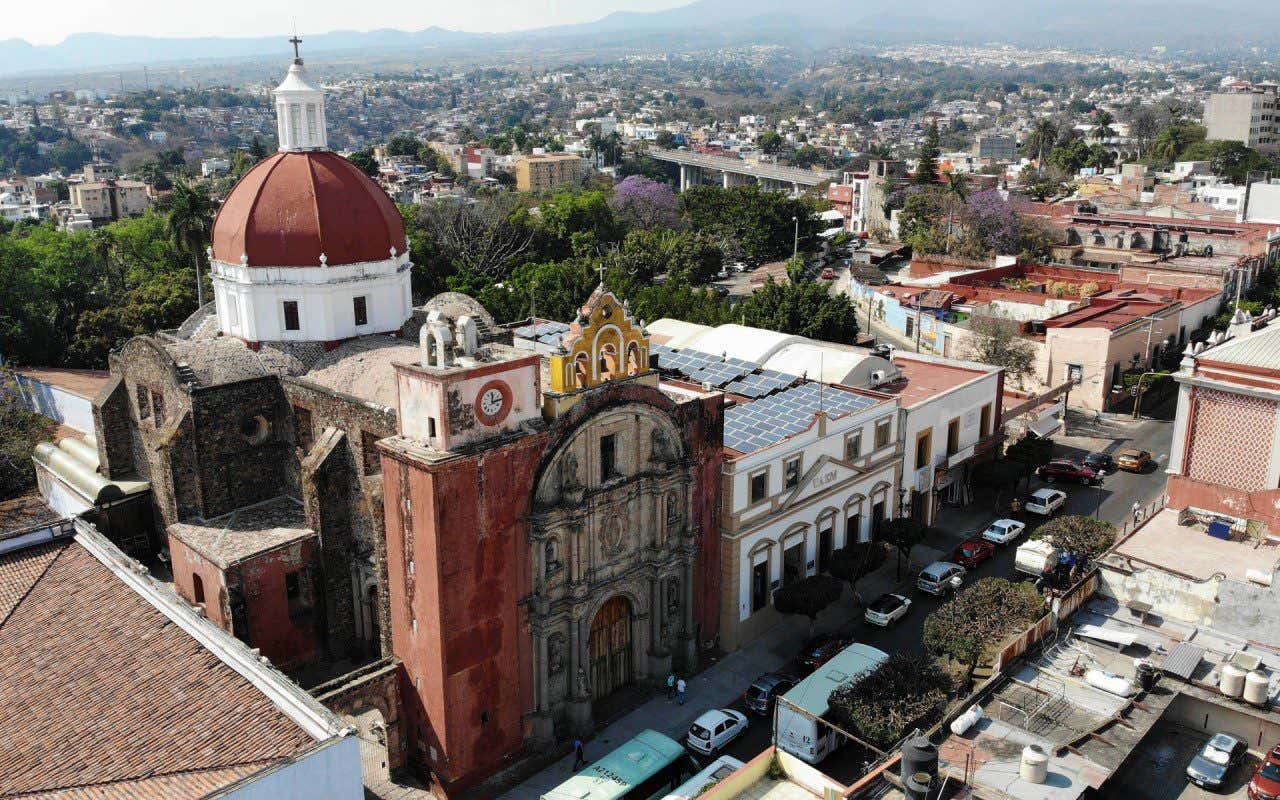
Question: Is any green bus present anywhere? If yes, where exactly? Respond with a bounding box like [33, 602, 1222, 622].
[540, 729, 695, 800]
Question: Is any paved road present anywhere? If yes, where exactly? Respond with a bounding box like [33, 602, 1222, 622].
[500, 413, 1175, 795]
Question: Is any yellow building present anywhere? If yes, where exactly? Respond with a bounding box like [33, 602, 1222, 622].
[515, 153, 584, 192]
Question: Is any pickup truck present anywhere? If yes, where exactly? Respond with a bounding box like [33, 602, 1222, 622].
[1025, 488, 1067, 516]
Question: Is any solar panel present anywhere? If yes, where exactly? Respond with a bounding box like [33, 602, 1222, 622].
[723, 382, 879, 453]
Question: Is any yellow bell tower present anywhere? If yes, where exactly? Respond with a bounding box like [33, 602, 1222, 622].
[549, 283, 651, 394]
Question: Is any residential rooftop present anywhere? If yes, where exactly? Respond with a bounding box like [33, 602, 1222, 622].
[1042, 297, 1177, 331]
[1112, 507, 1280, 583]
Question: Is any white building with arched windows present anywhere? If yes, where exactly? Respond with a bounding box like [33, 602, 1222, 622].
[718, 381, 902, 650]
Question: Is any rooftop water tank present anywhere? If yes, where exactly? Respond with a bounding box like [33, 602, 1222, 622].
[1020, 745, 1049, 784]
[1221, 663, 1247, 698]
[1245, 670, 1270, 706]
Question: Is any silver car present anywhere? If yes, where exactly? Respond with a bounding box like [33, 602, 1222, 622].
[1186, 732, 1247, 789]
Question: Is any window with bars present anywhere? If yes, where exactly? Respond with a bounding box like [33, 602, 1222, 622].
[283, 300, 300, 331]
[353, 296, 368, 327]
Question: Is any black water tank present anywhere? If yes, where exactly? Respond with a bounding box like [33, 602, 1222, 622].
[902, 736, 939, 780]
[904, 771, 933, 800]
[1137, 662, 1159, 691]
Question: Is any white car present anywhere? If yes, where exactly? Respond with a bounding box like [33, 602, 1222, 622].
[686, 709, 748, 755]
[981, 518, 1027, 545]
[1025, 488, 1067, 516]
[864, 593, 912, 626]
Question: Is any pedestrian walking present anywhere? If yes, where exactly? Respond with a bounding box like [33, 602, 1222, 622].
[1010, 497, 1022, 518]
[1131, 501, 1143, 524]
[572, 738, 586, 771]
[666, 672, 677, 700]
[676, 677, 687, 705]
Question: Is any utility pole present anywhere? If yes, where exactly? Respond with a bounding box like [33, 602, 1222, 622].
[792, 215, 799, 261]
[914, 306, 923, 353]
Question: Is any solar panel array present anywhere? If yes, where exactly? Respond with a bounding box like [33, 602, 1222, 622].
[650, 343, 796, 395]
[513, 321, 570, 347]
[723, 382, 878, 453]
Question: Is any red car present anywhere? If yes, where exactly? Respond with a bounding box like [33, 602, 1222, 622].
[1037, 459, 1100, 485]
[950, 539, 996, 569]
[820, 267, 836, 279]
[800, 633, 850, 671]
[1249, 745, 1280, 800]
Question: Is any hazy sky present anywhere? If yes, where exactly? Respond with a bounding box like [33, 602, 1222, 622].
[8, 0, 691, 45]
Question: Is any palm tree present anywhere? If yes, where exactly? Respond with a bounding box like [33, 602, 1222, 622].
[944, 171, 970, 254]
[1091, 110, 1116, 140]
[162, 181, 217, 309]
[1152, 125, 1194, 163]
[1027, 118, 1058, 166]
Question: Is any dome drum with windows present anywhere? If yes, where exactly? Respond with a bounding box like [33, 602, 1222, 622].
[208, 41, 412, 347]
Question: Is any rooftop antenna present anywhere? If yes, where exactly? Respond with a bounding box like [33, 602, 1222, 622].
[818, 351, 825, 414]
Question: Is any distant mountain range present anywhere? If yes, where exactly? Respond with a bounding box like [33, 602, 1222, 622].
[3, 0, 1279, 78]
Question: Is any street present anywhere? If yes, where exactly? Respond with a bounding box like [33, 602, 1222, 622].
[501, 412, 1174, 795]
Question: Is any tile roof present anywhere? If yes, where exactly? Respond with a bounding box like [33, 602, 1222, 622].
[0, 533, 317, 798]
[168, 495, 314, 569]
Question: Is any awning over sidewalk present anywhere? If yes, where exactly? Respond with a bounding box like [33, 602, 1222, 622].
[1028, 414, 1063, 438]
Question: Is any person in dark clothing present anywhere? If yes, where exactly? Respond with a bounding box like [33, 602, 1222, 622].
[572, 738, 587, 771]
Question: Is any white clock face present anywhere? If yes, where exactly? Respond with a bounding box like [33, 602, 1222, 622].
[479, 388, 505, 417]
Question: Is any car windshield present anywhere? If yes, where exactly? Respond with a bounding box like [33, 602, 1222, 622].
[1262, 762, 1280, 781]
[690, 724, 711, 740]
[1202, 742, 1232, 765]
[747, 685, 769, 700]
[870, 596, 896, 612]
[961, 544, 980, 555]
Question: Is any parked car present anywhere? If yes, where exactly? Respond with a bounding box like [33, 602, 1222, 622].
[1025, 488, 1067, 516]
[981, 518, 1027, 545]
[686, 708, 748, 755]
[743, 673, 797, 715]
[864, 593, 912, 626]
[1248, 744, 1280, 800]
[1037, 459, 1100, 484]
[820, 267, 836, 279]
[950, 539, 996, 569]
[800, 633, 851, 671]
[726, 261, 748, 273]
[917, 561, 965, 596]
[1116, 448, 1153, 473]
[1187, 732, 1248, 789]
[1082, 452, 1115, 473]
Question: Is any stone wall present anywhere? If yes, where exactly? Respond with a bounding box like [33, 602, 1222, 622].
[1096, 557, 1220, 626]
[313, 658, 406, 774]
[190, 379, 296, 519]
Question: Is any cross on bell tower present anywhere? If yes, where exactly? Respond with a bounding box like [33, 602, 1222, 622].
[289, 34, 303, 63]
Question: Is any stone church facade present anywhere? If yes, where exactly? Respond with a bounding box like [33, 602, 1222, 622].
[379, 286, 723, 794]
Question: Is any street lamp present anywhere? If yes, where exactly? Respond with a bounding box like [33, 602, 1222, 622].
[792, 215, 799, 261]
[1093, 469, 1107, 518]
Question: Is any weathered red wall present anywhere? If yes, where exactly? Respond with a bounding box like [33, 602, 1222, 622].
[381, 378, 723, 795]
[238, 538, 321, 670]
[168, 534, 229, 629]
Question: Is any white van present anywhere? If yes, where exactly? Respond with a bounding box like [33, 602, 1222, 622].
[1015, 539, 1060, 578]
[661, 755, 745, 800]
[775, 643, 888, 763]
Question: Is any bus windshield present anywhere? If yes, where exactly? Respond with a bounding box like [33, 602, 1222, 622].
[541, 729, 691, 800]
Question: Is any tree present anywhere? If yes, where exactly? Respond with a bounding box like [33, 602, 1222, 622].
[0, 367, 57, 501]
[913, 120, 940, 185]
[942, 172, 970, 253]
[923, 577, 1043, 682]
[827, 542, 888, 605]
[533, 190, 623, 261]
[1150, 123, 1206, 164]
[828, 652, 954, 749]
[654, 130, 677, 150]
[757, 130, 784, 154]
[386, 135, 422, 157]
[416, 194, 533, 279]
[607, 229, 721, 285]
[1025, 118, 1059, 165]
[1128, 107, 1162, 158]
[740, 279, 859, 344]
[347, 148, 379, 177]
[960, 316, 1036, 386]
[1090, 109, 1116, 140]
[160, 180, 216, 309]
[681, 184, 816, 265]
[771, 575, 843, 636]
[879, 516, 927, 579]
[608, 175, 683, 230]
[1035, 515, 1116, 567]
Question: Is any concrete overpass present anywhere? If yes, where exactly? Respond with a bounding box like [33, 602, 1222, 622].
[648, 149, 838, 193]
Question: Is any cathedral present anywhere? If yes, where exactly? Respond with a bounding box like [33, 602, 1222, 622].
[72, 46, 722, 796]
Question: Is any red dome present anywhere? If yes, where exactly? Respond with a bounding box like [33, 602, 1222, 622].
[212, 151, 407, 268]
